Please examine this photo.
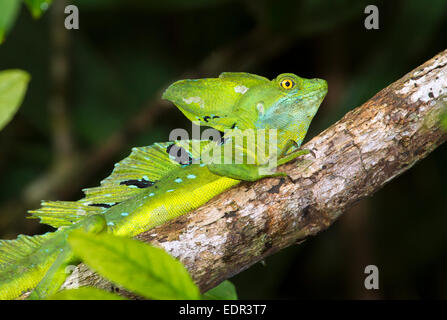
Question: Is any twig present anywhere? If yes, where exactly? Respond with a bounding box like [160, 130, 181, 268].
[49, 0, 73, 161]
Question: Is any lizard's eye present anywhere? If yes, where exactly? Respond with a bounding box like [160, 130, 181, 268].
[280, 79, 295, 89]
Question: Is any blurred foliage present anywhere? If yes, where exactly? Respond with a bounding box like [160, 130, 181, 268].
[68, 231, 201, 300]
[64, 231, 236, 300]
[0, 0, 21, 44]
[202, 280, 238, 300]
[24, 0, 53, 18]
[0, 69, 29, 131]
[442, 105, 447, 131]
[0, 0, 446, 299]
[0, 0, 52, 44]
[49, 287, 127, 300]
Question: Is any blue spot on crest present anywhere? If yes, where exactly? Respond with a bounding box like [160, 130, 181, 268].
[149, 193, 155, 197]
[167, 189, 175, 192]
[187, 174, 196, 179]
[107, 221, 115, 226]
[175, 178, 183, 183]
[121, 212, 129, 217]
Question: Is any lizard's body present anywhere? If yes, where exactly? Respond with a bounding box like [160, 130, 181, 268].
[0, 162, 239, 299]
[105, 162, 240, 237]
[0, 72, 327, 299]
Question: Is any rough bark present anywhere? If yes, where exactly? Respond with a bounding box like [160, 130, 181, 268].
[62, 49, 447, 296]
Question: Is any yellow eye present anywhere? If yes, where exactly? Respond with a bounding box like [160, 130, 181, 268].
[280, 79, 295, 89]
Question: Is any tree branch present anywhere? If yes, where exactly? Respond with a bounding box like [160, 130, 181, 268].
[62, 49, 447, 296]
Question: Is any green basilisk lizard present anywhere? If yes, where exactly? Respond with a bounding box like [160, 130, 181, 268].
[0, 72, 327, 299]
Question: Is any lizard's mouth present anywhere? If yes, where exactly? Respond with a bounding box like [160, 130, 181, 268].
[311, 78, 328, 98]
[301, 88, 327, 102]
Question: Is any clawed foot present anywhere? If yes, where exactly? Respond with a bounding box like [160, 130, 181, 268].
[277, 148, 311, 166]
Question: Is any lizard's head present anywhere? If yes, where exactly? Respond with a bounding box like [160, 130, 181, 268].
[255, 73, 327, 147]
[273, 73, 327, 124]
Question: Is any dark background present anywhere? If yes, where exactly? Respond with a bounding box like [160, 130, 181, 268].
[0, 0, 446, 299]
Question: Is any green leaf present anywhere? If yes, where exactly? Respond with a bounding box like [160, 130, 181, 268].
[47, 287, 126, 300]
[24, 0, 52, 19]
[441, 113, 447, 131]
[0, 0, 21, 44]
[68, 231, 200, 300]
[0, 69, 30, 131]
[202, 280, 238, 300]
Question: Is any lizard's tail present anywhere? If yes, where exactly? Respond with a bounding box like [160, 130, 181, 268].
[0, 230, 64, 300]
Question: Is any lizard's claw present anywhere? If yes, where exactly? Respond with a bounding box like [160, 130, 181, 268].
[277, 148, 311, 166]
[268, 171, 289, 178]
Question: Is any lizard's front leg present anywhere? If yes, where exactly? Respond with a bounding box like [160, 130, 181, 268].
[207, 139, 311, 181]
[277, 148, 310, 166]
[207, 162, 282, 182]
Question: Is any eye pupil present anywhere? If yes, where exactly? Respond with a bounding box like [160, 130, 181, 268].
[281, 79, 294, 89]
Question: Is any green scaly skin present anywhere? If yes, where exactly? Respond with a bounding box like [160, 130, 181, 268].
[0, 73, 327, 299]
